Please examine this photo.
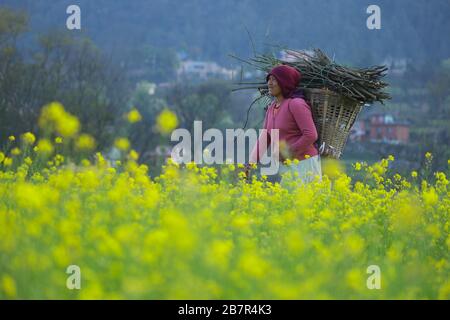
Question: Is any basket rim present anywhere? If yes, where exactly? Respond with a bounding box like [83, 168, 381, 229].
[302, 87, 363, 105]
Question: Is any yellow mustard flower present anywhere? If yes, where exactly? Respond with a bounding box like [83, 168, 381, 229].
[11, 148, 21, 156]
[39, 102, 80, 138]
[1, 275, 17, 298]
[21, 132, 36, 145]
[128, 149, 139, 161]
[75, 134, 96, 151]
[155, 109, 178, 135]
[126, 108, 142, 123]
[36, 139, 54, 156]
[114, 137, 130, 151]
[3, 157, 13, 167]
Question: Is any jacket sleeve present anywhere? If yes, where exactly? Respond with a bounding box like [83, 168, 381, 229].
[249, 106, 271, 163]
[288, 99, 318, 154]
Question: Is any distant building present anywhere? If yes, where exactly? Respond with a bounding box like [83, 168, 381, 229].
[349, 120, 367, 142]
[350, 113, 410, 144]
[177, 60, 237, 80]
[382, 57, 409, 76]
[369, 113, 410, 143]
[279, 49, 314, 62]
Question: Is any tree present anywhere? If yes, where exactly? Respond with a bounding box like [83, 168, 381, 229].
[162, 80, 233, 133]
[0, 8, 131, 150]
[0, 8, 28, 142]
[128, 81, 168, 154]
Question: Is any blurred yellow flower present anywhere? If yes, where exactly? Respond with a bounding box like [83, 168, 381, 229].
[39, 102, 80, 138]
[81, 159, 91, 167]
[39, 102, 62, 127]
[0, 152, 4, 163]
[392, 197, 422, 231]
[126, 108, 142, 123]
[54, 137, 63, 144]
[3, 157, 13, 167]
[205, 240, 234, 269]
[11, 148, 21, 156]
[8, 135, 15, 142]
[128, 149, 139, 161]
[75, 134, 96, 151]
[322, 158, 345, 179]
[156, 109, 178, 135]
[346, 269, 364, 291]
[1, 275, 17, 298]
[284, 230, 306, 254]
[95, 152, 107, 167]
[423, 187, 439, 206]
[345, 234, 365, 255]
[238, 253, 268, 279]
[58, 115, 80, 138]
[21, 132, 36, 145]
[279, 140, 291, 160]
[36, 139, 54, 156]
[114, 137, 130, 151]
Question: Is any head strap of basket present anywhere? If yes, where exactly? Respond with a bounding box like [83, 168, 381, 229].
[266, 65, 305, 99]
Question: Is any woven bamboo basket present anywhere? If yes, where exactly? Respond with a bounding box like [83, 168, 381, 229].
[303, 88, 363, 159]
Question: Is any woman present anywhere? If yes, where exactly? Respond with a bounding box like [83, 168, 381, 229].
[246, 64, 322, 185]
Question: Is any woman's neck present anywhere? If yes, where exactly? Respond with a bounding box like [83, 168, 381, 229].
[275, 95, 285, 106]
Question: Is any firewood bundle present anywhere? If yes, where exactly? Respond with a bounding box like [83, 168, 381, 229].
[232, 48, 391, 105]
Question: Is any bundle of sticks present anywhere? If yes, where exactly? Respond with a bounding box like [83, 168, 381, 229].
[232, 48, 391, 105]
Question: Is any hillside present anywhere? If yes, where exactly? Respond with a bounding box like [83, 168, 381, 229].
[2, 0, 449, 66]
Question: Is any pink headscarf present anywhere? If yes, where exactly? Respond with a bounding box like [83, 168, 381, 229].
[266, 65, 304, 99]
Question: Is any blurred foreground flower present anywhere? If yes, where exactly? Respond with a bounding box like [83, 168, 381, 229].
[156, 109, 178, 135]
[21, 132, 36, 145]
[39, 102, 80, 138]
[36, 139, 54, 156]
[114, 137, 130, 152]
[75, 134, 96, 151]
[322, 158, 345, 179]
[126, 108, 142, 123]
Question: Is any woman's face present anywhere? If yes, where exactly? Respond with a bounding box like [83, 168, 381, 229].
[267, 75, 282, 97]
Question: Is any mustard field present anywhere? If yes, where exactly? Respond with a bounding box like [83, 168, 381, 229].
[0, 103, 448, 299]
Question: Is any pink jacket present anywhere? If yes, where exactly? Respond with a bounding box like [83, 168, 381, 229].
[250, 97, 319, 163]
